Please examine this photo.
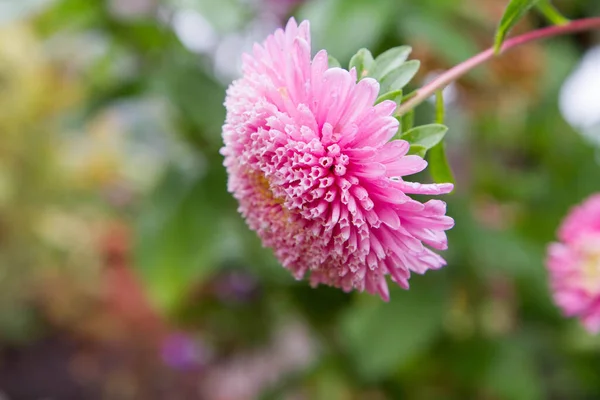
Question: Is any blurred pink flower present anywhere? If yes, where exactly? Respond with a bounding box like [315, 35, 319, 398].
[547, 194, 600, 333]
[221, 18, 454, 300]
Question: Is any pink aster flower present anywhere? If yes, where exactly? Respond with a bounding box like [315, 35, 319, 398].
[221, 18, 454, 300]
[547, 194, 600, 333]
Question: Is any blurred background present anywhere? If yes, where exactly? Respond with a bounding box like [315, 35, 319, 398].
[0, 0, 599, 398]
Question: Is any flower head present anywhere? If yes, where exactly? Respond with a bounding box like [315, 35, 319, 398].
[547, 194, 600, 333]
[221, 18, 454, 300]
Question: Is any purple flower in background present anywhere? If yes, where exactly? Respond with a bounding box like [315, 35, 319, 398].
[160, 333, 208, 371]
[213, 271, 260, 303]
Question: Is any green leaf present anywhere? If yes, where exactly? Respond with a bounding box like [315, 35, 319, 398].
[327, 55, 341, 68]
[494, 0, 541, 53]
[401, 124, 448, 150]
[420, 90, 453, 179]
[399, 109, 415, 135]
[375, 89, 402, 105]
[134, 165, 228, 313]
[340, 277, 447, 381]
[435, 90, 445, 124]
[158, 59, 226, 148]
[378, 60, 420, 94]
[427, 142, 455, 184]
[535, 0, 569, 25]
[407, 144, 427, 158]
[349, 48, 375, 80]
[370, 45, 412, 80]
[484, 340, 544, 400]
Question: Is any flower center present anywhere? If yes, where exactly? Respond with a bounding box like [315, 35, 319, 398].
[583, 252, 600, 282]
[249, 171, 284, 206]
[578, 235, 600, 293]
[244, 169, 296, 233]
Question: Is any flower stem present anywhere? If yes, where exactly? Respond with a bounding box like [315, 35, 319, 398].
[395, 17, 600, 117]
[435, 90, 445, 124]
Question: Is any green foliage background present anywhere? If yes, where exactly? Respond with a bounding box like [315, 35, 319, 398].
[0, 0, 599, 398]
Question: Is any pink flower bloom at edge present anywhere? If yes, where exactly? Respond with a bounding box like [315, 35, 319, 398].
[547, 194, 600, 333]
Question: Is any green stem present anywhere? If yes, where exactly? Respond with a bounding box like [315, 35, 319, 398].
[435, 90, 445, 124]
[395, 17, 600, 117]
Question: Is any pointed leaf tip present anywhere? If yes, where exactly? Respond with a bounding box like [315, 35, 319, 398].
[328, 55, 341, 68]
[401, 124, 448, 150]
[494, 0, 540, 53]
[370, 45, 413, 80]
[428, 142, 455, 185]
[349, 48, 375, 81]
[379, 60, 421, 94]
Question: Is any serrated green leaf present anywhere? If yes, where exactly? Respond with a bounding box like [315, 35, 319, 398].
[349, 48, 374, 80]
[370, 45, 412, 80]
[401, 124, 448, 150]
[428, 142, 455, 184]
[375, 89, 402, 105]
[379, 60, 420, 94]
[407, 144, 427, 158]
[327, 55, 341, 68]
[494, 0, 540, 53]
